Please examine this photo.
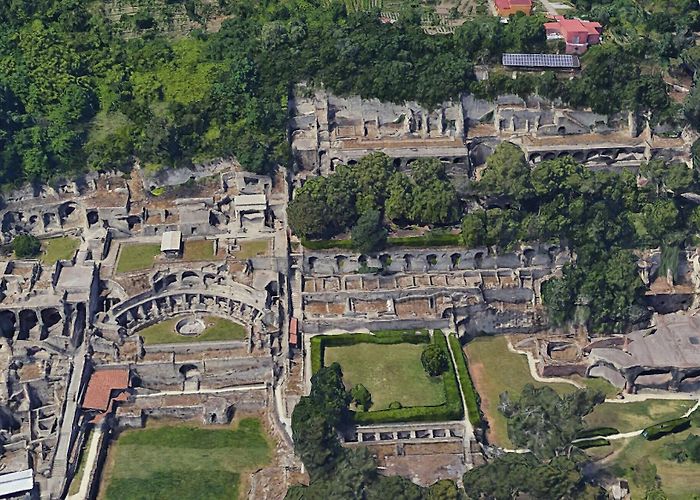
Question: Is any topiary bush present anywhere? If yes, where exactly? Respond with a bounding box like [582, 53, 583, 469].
[421, 343, 449, 377]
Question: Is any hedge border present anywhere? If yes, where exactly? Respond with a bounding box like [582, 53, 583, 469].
[576, 437, 611, 449]
[448, 334, 483, 428]
[575, 427, 620, 440]
[311, 330, 463, 424]
[301, 233, 462, 251]
[642, 416, 691, 440]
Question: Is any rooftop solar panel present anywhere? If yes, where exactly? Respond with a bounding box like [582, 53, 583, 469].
[502, 53, 580, 69]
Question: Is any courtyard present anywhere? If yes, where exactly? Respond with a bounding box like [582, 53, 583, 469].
[98, 417, 272, 500]
[324, 342, 446, 411]
[137, 315, 247, 345]
[116, 239, 221, 273]
[41, 236, 80, 264]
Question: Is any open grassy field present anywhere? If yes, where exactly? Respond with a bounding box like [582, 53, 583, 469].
[604, 427, 700, 499]
[234, 239, 270, 260]
[41, 237, 80, 264]
[100, 418, 271, 500]
[324, 342, 445, 410]
[116, 243, 160, 273]
[182, 239, 216, 261]
[585, 399, 695, 434]
[138, 316, 247, 345]
[464, 335, 576, 447]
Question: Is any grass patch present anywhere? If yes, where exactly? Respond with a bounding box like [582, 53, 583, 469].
[41, 237, 80, 264]
[101, 418, 271, 500]
[605, 427, 700, 499]
[585, 400, 695, 434]
[116, 243, 160, 273]
[234, 239, 270, 260]
[464, 335, 576, 448]
[182, 239, 216, 261]
[448, 334, 482, 428]
[138, 316, 247, 345]
[570, 375, 620, 398]
[325, 342, 445, 410]
[68, 427, 94, 496]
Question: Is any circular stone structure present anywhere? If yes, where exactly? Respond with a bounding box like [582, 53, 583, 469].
[175, 317, 206, 336]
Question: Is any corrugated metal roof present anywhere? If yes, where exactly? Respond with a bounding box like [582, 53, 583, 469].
[502, 53, 580, 68]
[0, 469, 34, 496]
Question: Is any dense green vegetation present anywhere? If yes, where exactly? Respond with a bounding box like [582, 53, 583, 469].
[468, 143, 700, 333]
[2, 0, 689, 188]
[289, 154, 459, 240]
[12, 234, 40, 258]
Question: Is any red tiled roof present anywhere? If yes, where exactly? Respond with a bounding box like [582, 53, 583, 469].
[545, 15, 602, 35]
[495, 0, 532, 8]
[289, 317, 299, 346]
[81, 369, 130, 412]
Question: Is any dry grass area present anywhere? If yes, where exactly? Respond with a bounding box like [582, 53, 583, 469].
[464, 336, 575, 447]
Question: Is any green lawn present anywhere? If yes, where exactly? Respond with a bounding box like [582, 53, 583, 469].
[604, 427, 700, 499]
[464, 336, 576, 447]
[101, 418, 271, 500]
[324, 342, 445, 411]
[116, 243, 161, 273]
[41, 237, 79, 264]
[234, 239, 270, 260]
[585, 399, 695, 434]
[138, 316, 247, 345]
[183, 239, 216, 261]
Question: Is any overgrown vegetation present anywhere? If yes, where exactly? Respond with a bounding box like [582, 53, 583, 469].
[2, 1, 687, 188]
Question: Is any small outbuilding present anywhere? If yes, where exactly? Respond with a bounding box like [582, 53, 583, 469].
[160, 230, 182, 258]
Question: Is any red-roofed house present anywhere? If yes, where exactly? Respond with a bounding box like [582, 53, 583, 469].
[81, 368, 130, 414]
[289, 317, 299, 348]
[544, 15, 602, 54]
[495, 0, 532, 17]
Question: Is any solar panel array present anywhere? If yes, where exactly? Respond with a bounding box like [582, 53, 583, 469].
[502, 53, 580, 68]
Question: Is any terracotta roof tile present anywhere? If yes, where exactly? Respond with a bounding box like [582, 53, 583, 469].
[81, 369, 130, 412]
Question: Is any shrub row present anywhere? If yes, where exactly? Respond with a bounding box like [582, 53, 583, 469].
[575, 427, 620, 440]
[448, 334, 483, 428]
[310, 330, 431, 374]
[301, 232, 462, 251]
[576, 437, 611, 449]
[642, 417, 691, 440]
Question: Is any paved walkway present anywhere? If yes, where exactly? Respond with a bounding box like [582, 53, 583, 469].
[507, 340, 585, 388]
[66, 426, 104, 500]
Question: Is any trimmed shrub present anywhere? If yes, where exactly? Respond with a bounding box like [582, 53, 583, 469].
[575, 427, 619, 440]
[642, 417, 691, 440]
[576, 437, 610, 449]
[448, 334, 483, 428]
[421, 344, 449, 376]
[388, 401, 403, 410]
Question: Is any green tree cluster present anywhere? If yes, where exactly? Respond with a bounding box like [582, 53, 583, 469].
[12, 234, 40, 258]
[499, 385, 604, 459]
[469, 143, 698, 333]
[288, 154, 459, 242]
[421, 344, 449, 377]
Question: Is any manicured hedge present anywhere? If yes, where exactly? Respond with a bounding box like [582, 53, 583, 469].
[576, 437, 611, 449]
[300, 238, 354, 250]
[575, 427, 620, 440]
[642, 417, 691, 440]
[448, 334, 483, 428]
[311, 330, 462, 424]
[301, 232, 462, 251]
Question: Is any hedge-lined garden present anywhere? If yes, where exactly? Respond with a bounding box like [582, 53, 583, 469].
[311, 330, 463, 424]
[448, 334, 482, 428]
